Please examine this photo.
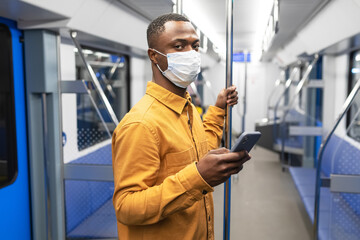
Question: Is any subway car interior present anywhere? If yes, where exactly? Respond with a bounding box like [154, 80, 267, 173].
[1, 0, 360, 239]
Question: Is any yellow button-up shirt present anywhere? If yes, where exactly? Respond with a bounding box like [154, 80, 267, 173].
[112, 81, 225, 239]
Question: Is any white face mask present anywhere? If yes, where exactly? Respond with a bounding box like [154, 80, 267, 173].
[151, 49, 201, 88]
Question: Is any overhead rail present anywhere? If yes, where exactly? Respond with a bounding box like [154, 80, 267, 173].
[70, 31, 119, 127]
[280, 55, 319, 169]
[313, 78, 360, 240]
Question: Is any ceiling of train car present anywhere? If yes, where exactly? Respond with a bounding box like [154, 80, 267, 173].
[181, 0, 330, 61]
[0, 0, 68, 22]
[111, 0, 331, 61]
[117, 0, 174, 21]
[263, 0, 330, 61]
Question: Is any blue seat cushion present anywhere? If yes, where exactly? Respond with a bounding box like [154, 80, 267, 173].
[290, 165, 360, 239]
[67, 199, 117, 238]
[65, 143, 115, 237]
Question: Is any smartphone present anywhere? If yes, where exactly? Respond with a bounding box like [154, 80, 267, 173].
[231, 131, 261, 153]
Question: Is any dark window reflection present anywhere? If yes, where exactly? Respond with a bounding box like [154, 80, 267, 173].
[0, 23, 17, 188]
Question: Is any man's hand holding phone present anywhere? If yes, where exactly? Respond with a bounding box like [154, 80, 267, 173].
[196, 131, 261, 187]
[196, 148, 250, 187]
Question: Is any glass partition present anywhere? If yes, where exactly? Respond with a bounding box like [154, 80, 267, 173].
[62, 43, 130, 239]
[348, 51, 360, 142]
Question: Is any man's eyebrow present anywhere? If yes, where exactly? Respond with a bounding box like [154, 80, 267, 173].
[171, 38, 200, 44]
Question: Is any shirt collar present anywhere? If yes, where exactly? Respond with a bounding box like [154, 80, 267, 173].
[146, 81, 192, 115]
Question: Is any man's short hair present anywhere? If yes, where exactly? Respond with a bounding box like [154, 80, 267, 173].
[147, 13, 190, 48]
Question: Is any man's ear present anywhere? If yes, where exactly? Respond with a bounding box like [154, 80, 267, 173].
[148, 49, 158, 64]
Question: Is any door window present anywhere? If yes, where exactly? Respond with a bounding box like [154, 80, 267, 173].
[0, 23, 17, 188]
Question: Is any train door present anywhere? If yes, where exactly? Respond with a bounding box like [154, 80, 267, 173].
[0, 18, 31, 239]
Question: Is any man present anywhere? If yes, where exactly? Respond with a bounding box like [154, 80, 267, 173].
[112, 13, 250, 239]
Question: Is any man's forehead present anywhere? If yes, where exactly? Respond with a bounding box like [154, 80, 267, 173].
[162, 21, 198, 38]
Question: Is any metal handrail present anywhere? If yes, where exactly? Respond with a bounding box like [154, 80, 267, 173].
[273, 67, 299, 123]
[281, 55, 319, 122]
[81, 80, 112, 138]
[313, 78, 360, 240]
[70, 31, 119, 126]
[280, 55, 319, 168]
[60, 80, 112, 137]
[273, 67, 299, 143]
[266, 70, 285, 120]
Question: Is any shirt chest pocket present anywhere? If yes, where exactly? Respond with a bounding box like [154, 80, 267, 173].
[199, 140, 209, 158]
[164, 147, 196, 176]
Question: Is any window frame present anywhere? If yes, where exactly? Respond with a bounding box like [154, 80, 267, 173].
[74, 45, 131, 151]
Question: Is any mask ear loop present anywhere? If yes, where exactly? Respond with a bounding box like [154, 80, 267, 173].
[150, 48, 167, 57]
[149, 48, 167, 74]
[156, 64, 166, 74]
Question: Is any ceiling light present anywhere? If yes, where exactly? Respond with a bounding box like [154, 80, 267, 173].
[262, 0, 280, 53]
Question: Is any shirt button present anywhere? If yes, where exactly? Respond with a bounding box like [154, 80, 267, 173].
[208, 216, 211, 221]
[202, 190, 207, 195]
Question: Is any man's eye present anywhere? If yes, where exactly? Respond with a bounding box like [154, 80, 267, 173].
[175, 45, 183, 49]
[193, 45, 200, 50]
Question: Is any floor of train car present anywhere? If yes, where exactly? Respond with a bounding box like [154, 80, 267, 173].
[213, 146, 311, 240]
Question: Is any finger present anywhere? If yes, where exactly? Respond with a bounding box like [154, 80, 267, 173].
[230, 152, 250, 163]
[221, 151, 248, 162]
[228, 101, 238, 107]
[228, 101, 238, 106]
[229, 85, 236, 91]
[228, 165, 244, 175]
[227, 96, 238, 103]
[227, 91, 238, 99]
[225, 86, 236, 95]
[226, 159, 249, 175]
[209, 148, 230, 154]
[240, 155, 251, 164]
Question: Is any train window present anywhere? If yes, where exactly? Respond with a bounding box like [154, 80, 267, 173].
[75, 48, 129, 151]
[0, 24, 17, 188]
[348, 50, 360, 142]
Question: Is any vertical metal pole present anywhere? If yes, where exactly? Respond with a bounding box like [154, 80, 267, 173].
[242, 51, 248, 132]
[176, 0, 183, 15]
[224, 0, 233, 239]
[41, 93, 50, 240]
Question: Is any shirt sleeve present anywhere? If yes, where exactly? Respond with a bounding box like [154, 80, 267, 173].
[112, 121, 213, 226]
[202, 105, 225, 150]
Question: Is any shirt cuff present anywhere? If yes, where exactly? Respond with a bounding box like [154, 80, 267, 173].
[204, 105, 225, 126]
[177, 162, 214, 200]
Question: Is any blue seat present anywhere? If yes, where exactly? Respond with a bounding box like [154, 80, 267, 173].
[289, 135, 360, 240]
[67, 199, 117, 238]
[71, 144, 112, 165]
[65, 143, 117, 238]
[273, 109, 307, 151]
